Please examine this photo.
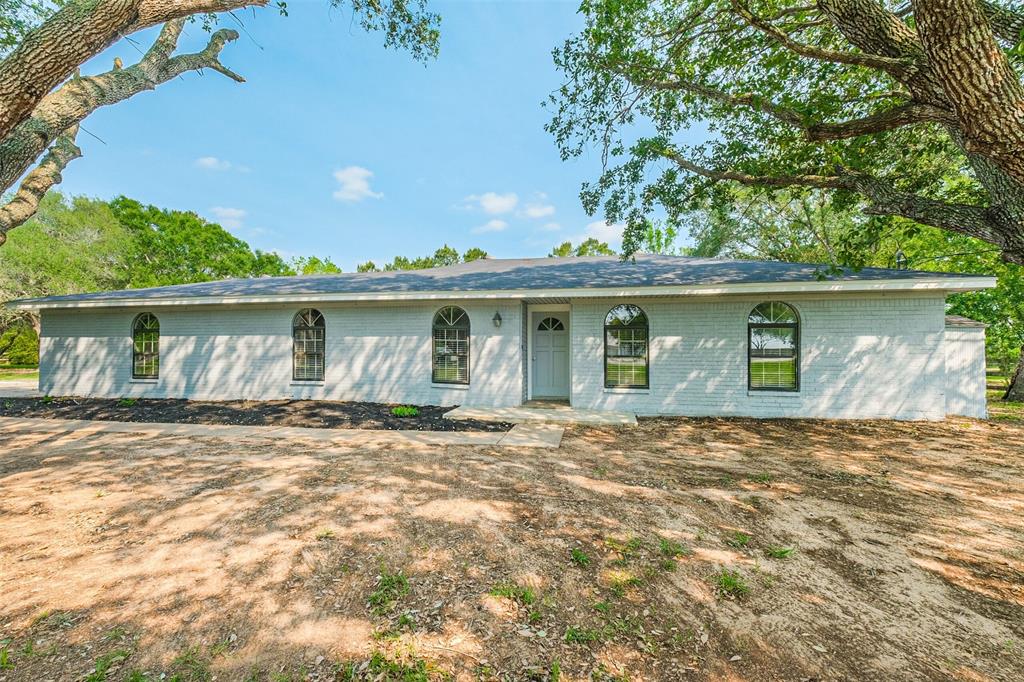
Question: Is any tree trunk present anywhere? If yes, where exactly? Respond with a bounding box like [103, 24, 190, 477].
[1005, 348, 1024, 402]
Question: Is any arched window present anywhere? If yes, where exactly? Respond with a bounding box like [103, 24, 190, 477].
[432, 306, 470, 384]
[538, 317, 565, 331]
[293, 308, 326, 381]
[748, 302, 800, 391]
[132, 313, 160, 379]
[605, 304, 649, 389]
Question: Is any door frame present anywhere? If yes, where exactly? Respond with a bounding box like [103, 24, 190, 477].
[527, 303, 572, 402]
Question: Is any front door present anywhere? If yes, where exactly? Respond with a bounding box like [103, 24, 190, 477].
[532, 312, 570, 398]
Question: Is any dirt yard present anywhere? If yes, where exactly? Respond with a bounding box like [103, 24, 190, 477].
[0, 416, 1022, 681]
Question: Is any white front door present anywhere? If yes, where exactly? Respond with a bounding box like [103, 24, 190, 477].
[532, 312, 570, 398]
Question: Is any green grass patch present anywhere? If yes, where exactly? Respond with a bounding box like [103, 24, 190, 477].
[564, 626, 603, 644]
[489, 582, 535, 606]
[368, 568, 410, 614]
[390, 405, 419, 417]
[989, 389, 1024, 422]
[117, 398, 137, 407]
[569, 547, 591, 567]
[765, 546, 795, 559]
[0, 369, 38, 381]
[658, 537, 688, 558]
[715, 569, 750, 598]
[726, 531, 751, 548]
[85, 649, 132, 682]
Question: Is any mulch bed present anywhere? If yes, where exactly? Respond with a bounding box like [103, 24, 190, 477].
[0, 396, 512, 432]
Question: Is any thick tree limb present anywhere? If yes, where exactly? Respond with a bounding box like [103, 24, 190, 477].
[0, 126, 81, 244]
[980, 0, 1024, 45]
[805, 102, 955, 140]
[625, 67, 951, 140]
[659, 147, 1009, 250]
[0, 0, 265, 143]
[0, 19, 243, 194]
[731, 0, 912, 74]
[913, 0, 1024, 187]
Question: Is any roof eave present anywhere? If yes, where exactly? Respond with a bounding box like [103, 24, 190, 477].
[8, 276, 998, 310]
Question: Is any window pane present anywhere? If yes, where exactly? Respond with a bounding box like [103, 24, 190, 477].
[749, 326, 797, 389]
[433, 328, 469, 383]
[293, 308, 325, 381]
[132, 314, 159, 379]
[606, 327, 648, 387]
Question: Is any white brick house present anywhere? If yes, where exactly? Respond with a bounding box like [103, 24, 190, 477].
[10, 256, 994, 420]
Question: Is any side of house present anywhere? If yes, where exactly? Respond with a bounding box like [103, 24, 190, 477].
[36, 290, 979, 420]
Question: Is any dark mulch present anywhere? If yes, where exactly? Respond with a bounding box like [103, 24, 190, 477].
[0, 396, 512, 432]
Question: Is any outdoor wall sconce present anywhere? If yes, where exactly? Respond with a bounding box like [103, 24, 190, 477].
[895, 249, 908, 270]
[492, 312, 502, 328]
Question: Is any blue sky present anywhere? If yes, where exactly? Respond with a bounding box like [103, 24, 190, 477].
[58, 0, 641, 270]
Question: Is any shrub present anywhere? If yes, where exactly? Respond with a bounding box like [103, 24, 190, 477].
[391, 405, 419, 417]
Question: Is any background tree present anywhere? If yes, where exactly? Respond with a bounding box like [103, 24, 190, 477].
[292, 256, 343, 275]
[356, 245, 488, 272]
[548, 238, 616, 257]
[549, 0, 1024, 265]
[0, 0, 439, 244]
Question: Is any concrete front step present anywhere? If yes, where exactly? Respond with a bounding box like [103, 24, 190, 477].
[444, 405, 638, 426]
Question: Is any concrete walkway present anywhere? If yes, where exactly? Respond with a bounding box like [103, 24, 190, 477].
[0, 417, 563, 448]
[0, 379, 41, 398]
[445, 404, 637, 426]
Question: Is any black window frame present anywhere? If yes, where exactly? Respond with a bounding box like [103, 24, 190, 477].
[292, 308, 326, 382]
[131, 312, 160, 380]
[432, 306, 470, 385]
[747, 301, 800, 392]
[604, 304, 650, 389]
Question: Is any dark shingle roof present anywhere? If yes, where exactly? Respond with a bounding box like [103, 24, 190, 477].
[12, 255, 988, 306]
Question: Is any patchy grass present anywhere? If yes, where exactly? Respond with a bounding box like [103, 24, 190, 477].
[715, 569, 750, 599]
[0, 366, 37, 381]
[368, 568, 410, 614]
[390, 405, 420, 417]
[726, 531, 752, 548]
[989, 389, 1024, 422]
[569, 547, 591, 567]
[489, 582, 536, 606]
[1, 415, 1022, 680]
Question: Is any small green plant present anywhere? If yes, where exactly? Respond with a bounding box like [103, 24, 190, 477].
[315, 528, 335, 540]
[528, 610, 542, 624]
[765, 546, 795, 559]
[168, 646, 213, 681]
[658, 537, 688, 557]
[2, 400, 13, 409]
[368, 569, 410, 613]
[489, 582, 535, 605]
[549, 660, 561, 681]
[715, 569, 750, 598]
[0, 647, 12, 670]
[592, 601, 611, 613]
[85, 649, 132, 681]
[749, 472, 772, 484]
[365, 651, 433, 681]
[564, 627, 602, 644]
[727, 531, 751, 548]
[117, 397, 137, 407]
[391, 405, 419, 417]
[125, 671, 150, 682]
[659, 559, 677, 572]
[41, 395, 54, 404]
[570, 547, 591, 567]
[104, 626, 130, 642]
[608, 572, 642, 597]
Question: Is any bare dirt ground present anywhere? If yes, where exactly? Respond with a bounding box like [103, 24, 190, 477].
[1, 415, 1022, 681]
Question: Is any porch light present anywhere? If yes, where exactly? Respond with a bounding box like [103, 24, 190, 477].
[895, 249, 908, 270]
[492, 311, 502, 328]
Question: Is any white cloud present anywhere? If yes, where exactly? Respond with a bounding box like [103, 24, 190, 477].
[195, 156, 231, 171]
[332, 166, 383, 202]
[472, 219, 509, 234]
[209, 206, 247, 230]
[523, 202, 556, 219]
[463, 192, 518, 214]
[195, 156, 249, 172]
[567, 220, 625, 250]
[540, 221, 561, 231]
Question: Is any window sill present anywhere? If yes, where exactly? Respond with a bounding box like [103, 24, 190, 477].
[747, 390, 801, 398]
[432, 382, 469, 390]
[291, 381, 325, 387]
[604, 387, 650, 394]
[129, 378, 158, 384]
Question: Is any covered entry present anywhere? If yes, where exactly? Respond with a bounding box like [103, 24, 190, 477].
[530, 310, 570, 399]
